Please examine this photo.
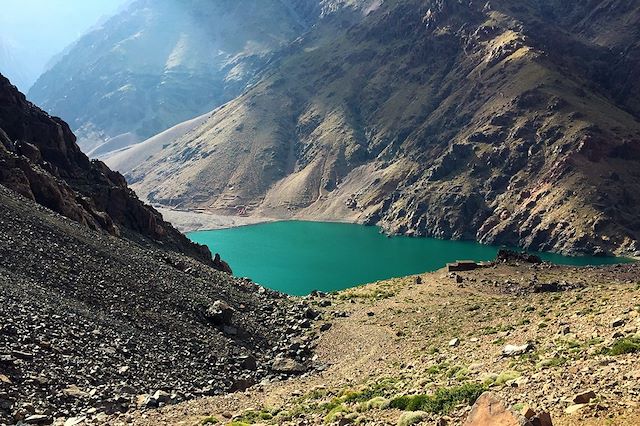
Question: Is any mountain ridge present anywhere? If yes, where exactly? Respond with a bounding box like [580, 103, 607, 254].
[0, 72, 222, 268]
[118, 0, 640, 257]
[28, 0, 325, 155]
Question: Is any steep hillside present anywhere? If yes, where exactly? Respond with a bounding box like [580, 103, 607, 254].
[0, 73, 223, 268]
[0, 184, 318, 426]
[28, 0, 323, 155]
[126, 0, 640, 256]
[105, 110, 213, 173]
[0, 74, 319, 425]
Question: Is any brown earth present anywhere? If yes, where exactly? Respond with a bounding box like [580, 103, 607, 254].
[94, 261, 640, 425]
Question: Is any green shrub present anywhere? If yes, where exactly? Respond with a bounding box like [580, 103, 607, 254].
[397, 411, 428, 426]
[481, 373, 498, 386]
[606, 337, 640, 356]
[537, 356, 566, 369]
[389, 383, 486, 414]
[324, 404, 349, 423]
[494, 370, 521, 386]
[201, 416, 219, 425]
[357, 396, 390, 412]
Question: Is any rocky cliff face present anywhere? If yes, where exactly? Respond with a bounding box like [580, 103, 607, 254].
[27, 0, 324, 156]
[123, 0, 640, 256]
[0, 73, 225, 269]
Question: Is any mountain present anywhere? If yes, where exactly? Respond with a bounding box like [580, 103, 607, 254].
[0, 73, 319, 424]
[27, 0, 323, 156]
[0, 73, 221, 269]
[120, 0, 640, 257]
[0, 37, 37, 92]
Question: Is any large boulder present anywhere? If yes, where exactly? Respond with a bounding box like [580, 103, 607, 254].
[205, 300, 234, 326]
[465, 392, 530, 426]
[271, 357, 306, 374]
[465, 392, 553, 426]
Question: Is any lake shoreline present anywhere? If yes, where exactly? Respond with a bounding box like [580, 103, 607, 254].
[154, 207, 277, 233]
[156, 206, 640, 264]
[155, 206, 360, 233]
[187, 221, 632, 296]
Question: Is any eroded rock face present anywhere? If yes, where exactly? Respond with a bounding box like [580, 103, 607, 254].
[0, 74, 218, 268]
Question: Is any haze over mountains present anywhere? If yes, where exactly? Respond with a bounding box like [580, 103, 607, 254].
[3, 2, 640, 424]
[28, 0, 324, 157]
[23, 0, 640, 257]
[0, 0, 128, 91]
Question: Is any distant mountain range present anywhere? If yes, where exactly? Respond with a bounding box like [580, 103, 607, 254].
[27, 0, 323, 156]
[0, 37, 36, 92]
[33, 0, 640, 256]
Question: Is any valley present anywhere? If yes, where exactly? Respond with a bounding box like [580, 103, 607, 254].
[110, 0, 640, 258]
[2, 0, 640, 425]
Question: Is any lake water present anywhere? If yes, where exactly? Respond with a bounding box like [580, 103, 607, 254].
[188, 221, 630, 296]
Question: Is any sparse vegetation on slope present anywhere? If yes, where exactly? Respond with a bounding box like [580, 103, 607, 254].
[101, 260, 640, 425]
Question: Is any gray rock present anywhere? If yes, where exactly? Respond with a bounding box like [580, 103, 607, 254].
[205, 300, 234, 325]
[272, 357, 306, 374]
[611, 318, 626, 328]
[320, 323, 332, 332]
[502, 343, 533, 357]
[573, 390, 596, 404]
[152, 390, 171, 404]
[24, 415, 51, 425]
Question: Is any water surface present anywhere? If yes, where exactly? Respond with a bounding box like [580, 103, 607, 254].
[188, 221, 629, 296]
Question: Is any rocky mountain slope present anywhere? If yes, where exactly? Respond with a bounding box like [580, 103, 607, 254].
[98, 259, 640, 426]
[0, 75, 320, 425]
[27, 0, 323, 156]
[0, 184, 319, 426]
[120, 0, 640, 257]
[0, 73, 217, 268]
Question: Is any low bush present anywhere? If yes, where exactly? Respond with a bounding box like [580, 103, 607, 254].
[397, 411, 428, 426]
[606, 337, 640, 356]
[388, 383, 486, 414]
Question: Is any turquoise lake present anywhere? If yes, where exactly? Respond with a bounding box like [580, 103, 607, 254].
[188, 221, 630, 296]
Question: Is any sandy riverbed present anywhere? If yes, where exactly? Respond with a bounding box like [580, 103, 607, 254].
[155, 207, 275, 233]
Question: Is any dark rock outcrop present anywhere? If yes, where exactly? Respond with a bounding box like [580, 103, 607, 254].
[0, 73, 220, 269]
[496, 250, 543, 264]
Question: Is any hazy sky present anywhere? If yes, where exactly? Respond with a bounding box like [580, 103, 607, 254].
[0, 0, 130, 91]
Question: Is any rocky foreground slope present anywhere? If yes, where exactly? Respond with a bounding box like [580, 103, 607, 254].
[100, 260, 640, 426]
[0, 75, 320, 425]
[119, 0, 640, 257]
[0, 185, 320, 426]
